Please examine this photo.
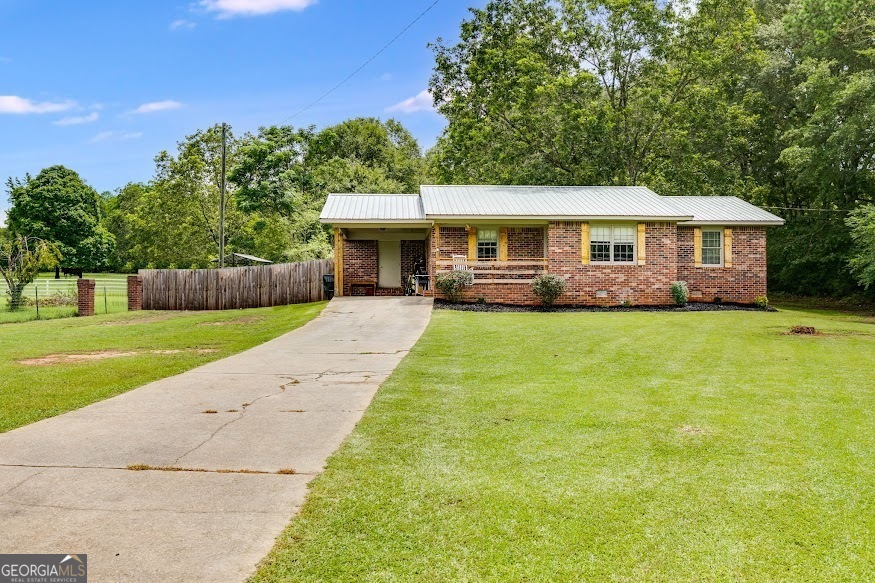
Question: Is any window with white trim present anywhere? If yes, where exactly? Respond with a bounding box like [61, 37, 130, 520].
[477, 228, 498, 260]
[591, 225, 636, 263]
[702, 229, 722, 266]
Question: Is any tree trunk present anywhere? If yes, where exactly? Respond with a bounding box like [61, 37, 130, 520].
[8, 284, 24, 311]
[55, 266, 60, 279]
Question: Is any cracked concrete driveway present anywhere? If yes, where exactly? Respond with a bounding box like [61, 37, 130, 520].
[0, 297, 432, 582]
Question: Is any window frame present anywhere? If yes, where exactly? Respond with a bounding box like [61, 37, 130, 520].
[700, 227, 723, 267]
[589, 224, 637, 265]
[476, 227, 499, 261]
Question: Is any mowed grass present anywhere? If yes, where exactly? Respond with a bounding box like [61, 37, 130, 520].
[254, 307, 875, 582]
[0, 302, 325, 433]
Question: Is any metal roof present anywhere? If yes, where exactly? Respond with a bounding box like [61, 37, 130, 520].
[320, 193, 426, 222]
[319, 188, 784, 225]
[668, 196, 785, 225]
[419, 185, 691, 219]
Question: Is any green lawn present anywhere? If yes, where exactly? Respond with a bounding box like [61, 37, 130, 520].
[254, 306, 875, 582]
[0, 303, 325, 433]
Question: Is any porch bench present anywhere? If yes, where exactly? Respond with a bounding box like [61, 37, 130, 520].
[348, 279, 377, 296]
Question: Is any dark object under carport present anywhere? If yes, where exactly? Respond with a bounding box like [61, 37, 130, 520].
[322, 274, 335, 300]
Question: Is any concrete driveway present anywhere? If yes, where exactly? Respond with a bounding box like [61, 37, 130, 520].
[0, 297, 432, 582]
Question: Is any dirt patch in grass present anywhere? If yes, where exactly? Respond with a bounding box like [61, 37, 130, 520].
[198, 316, 264, 327]
[782, 326, 874, 337]
[99, 314, 177, 326]
[677, 425, 710, 435]
[18, 348, 219, 366]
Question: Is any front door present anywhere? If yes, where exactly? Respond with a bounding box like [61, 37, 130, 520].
[378, 241, 401, 288]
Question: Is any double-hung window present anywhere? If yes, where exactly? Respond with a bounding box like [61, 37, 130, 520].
[701, 229, 723, 266]
[477, 228, 498, 260]
[591, 225, 636, 263]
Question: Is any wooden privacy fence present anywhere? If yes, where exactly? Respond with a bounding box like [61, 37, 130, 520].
[139, 259, 333, 310]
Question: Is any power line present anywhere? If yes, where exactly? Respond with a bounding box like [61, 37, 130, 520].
[277, 0, 442, 126]
[762, 206, 854, 213]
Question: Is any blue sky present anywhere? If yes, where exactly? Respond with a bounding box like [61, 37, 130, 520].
[0, 0, 482, 221]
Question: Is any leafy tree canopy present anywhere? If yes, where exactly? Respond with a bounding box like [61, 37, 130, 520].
[6, 165, 114, 270]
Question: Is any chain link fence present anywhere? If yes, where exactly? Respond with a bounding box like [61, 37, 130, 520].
[0, 275, 128, 323]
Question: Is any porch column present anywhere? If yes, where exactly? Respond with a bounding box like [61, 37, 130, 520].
[334, 228, 344, 297]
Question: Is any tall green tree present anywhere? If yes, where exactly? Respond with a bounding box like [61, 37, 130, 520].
[744, 0, 875, 295]
[430, 0, 761, 194]
[6, 166, 114, 272]
[846, 204, 875, 289]
[230, 117, 425, 261]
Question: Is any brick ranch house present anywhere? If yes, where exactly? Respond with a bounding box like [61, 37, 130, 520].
[320, 185, 784, 306]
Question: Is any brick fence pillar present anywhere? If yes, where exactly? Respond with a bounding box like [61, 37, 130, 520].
[77, 279, 95, 316]
[127, 275, 143, 311]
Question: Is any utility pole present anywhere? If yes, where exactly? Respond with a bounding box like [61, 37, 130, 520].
[219, 123, 227, 268]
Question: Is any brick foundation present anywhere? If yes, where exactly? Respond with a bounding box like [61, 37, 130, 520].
[77, 279, 95, 316]
[127, 275, 142, 311]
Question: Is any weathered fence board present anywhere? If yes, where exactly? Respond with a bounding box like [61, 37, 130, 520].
[139, 259, 333, 310]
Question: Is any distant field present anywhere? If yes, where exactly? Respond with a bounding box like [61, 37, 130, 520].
[0, 273, 130, 323]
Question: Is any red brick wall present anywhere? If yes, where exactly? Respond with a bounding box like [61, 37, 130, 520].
[677, 227, 767, 303]
[507, 227, 545, 259]
[547, 221, 677, 306]
[429, 222, 678, 306]
[401, 240, 426, 282]
[342, 238, 425, 296]
[417, 222, 768, 306]
[438, 227, 468, 257]
[342, 239, 377, 296]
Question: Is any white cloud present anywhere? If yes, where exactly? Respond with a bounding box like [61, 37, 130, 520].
[200, 0, 317, 17]
[0, 208, 6, 228]
[170, 19, 197, 30]
[379, 72, 394, 82]
[386, 89, 434, 114]
[131, 100, 183, 114]
[89, 131, 143, 144]
[0, 95, 75, 114]
[53, 112, 99, 126]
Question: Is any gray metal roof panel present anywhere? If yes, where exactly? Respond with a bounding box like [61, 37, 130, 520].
[668, 196, 784, 225]
[320, 193, 426, 222]
[419, 185, 690, 218]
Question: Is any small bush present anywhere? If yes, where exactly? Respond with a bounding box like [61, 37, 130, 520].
[713, 296, 723, 304]
[670, 281, 689, 306]
[23, 291, 77, 308]
[531, 274, 566, 308]
[754, 295, 769, 308]
[436, 270, 473, 303]
[475, 297, 486, 304]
